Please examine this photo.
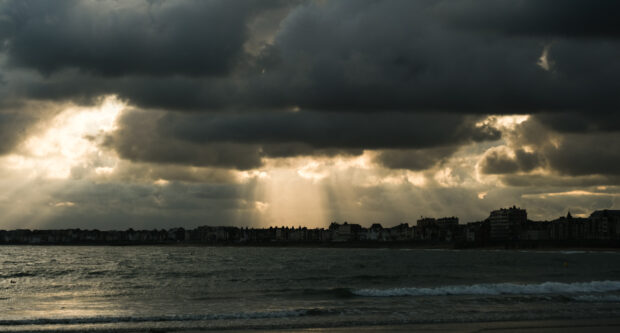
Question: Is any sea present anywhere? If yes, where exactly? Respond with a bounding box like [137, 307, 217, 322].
[1, 246, 620, 332]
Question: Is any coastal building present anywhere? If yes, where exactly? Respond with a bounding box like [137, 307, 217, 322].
[437, 217, 459, 242]
[416, 217, 459, 242]
[550, 212, 587, 241]
[329, 222, 362, 242]
[1, 207, 619, 246]
[588, 210, 620, 240]
[489, 206, 527, 241]
[437, 217, 459, 228]
[288, 227, 308, 241]
[520, 221, 550, 241]
[465, 221, 489, 243]
[387, 223, 411, 241]
[365, 223, 384, 241]
[417, 217, 436, 228]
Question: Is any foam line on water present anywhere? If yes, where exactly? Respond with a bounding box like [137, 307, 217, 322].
[572, 294, 620, 302]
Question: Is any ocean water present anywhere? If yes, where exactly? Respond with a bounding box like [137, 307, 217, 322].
[1, 246, 620, 332]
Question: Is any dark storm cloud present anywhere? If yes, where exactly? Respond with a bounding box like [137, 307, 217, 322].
[524, 120, 620, 177]
[259, 143, 361, 159]
[483, 117, 620, 178]
[248, 0, 550, 113]
[0, 102, 60, 155]
[103, 110, 264, 170]
[480, 148, 542, 175]
[0, 0, 284, 77]
[439, 0, 620, 38]
[239, 0, 620, 114]
[2, 0, 619, 231]
[535, 112, 620, 133]
[0, 111, 31, 154]
[1, 0, 618, 113]
[545, 133, 620, 176]
[161, 112, 499, 150]
[103, 109, 499, 169]
[8, 72, 233, 111]
[0, 0, 619, 171]
[374, 146, 459, 170]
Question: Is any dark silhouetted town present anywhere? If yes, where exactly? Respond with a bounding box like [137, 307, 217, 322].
[2, 207, 620, 248]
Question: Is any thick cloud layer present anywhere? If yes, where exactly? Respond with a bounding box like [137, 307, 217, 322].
[0, 0, 619, 228]
[104, 109, 499, 169]
[480, 117, 620, 182]
[161, 111, 500, 149]
[103, 109, 264, 170]
[0, 111, 33, 154]
[0, 0, 283, 77]
[480, 147, 542, 175]
[0, 0, 618, 114]
[0, 101, 60, 156]
[374, 147, 459, 171]
[440, 0, 620, 38]
[535, 112, 620, 133]
[1, 0, 618, 170]
[546, 133, 620, 176]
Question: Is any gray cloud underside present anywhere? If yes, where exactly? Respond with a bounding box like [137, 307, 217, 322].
[535, 112, 620, 133]
[0, 0, 618, 173]
[104, 109, 497, 169]
[0, 0, 617, 112]
[0, 0, 287, 77]
[161, 112, 499, 149]
[480, 117, 620, 178]
[480, 148, 542, 175]
[439, 0, 620, 38]
[0, 101, 61, 155]
[545, 133, 620, 176]
[374, 147, 459, 171]
[0, 111, 33, 154]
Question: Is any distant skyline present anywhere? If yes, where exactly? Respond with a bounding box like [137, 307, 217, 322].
[0, 0, 619, 230]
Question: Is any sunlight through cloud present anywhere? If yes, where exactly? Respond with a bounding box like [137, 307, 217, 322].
[3, 96, 124, 180]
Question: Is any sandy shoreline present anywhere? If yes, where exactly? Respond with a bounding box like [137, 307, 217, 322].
[173, 318, 620, 333]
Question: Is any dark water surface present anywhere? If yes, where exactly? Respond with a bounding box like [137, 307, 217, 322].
[1, 246, 619, 331]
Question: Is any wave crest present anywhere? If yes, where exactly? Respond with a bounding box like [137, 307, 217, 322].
[353, 280, 620, 297]
[573, 294, 620, 302]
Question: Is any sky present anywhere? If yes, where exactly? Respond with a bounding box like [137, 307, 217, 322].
[0, 0, 619, 230]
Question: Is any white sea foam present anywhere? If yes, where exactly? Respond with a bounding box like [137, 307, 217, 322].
[517, 250, 618, 255]
[353, 280, 620, 297]
[572, 294, 620, 302]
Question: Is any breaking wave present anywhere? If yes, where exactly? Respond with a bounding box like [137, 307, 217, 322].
[572, 294, 620, 302]
[353, 280, 620, 297]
